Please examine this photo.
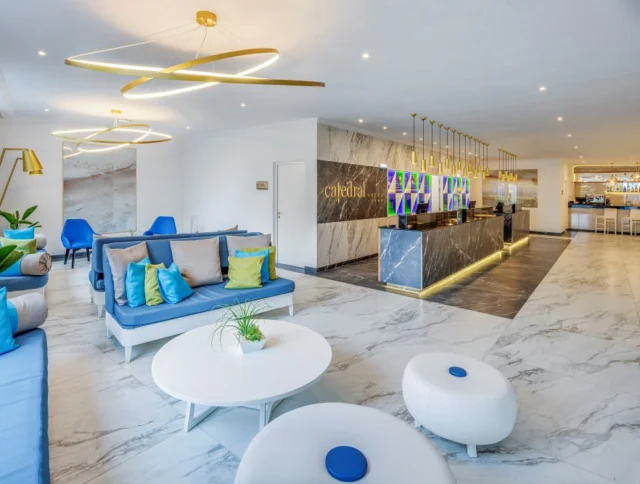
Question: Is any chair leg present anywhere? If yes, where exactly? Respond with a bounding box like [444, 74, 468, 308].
[64, 249, 70, 265]
[86, 249, 91, 262]
[71, 249, 76, 269]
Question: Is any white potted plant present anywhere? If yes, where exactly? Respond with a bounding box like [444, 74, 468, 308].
[211, 300, 268, 353]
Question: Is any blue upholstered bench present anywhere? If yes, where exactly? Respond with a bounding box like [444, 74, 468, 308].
[103, 235, 295, 362]
[0, 328, 50, 484]
[89, 230, 249, 316]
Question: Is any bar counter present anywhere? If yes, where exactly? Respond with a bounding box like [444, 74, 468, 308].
[569, 205, 640, 231]
[379, 208, 504, 292]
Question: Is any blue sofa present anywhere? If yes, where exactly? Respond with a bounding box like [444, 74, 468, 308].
[103, 234, 295, 362]
[89, 230, 249, 316]
[0, 274, 49, 296]
[0, 328, 50, 484]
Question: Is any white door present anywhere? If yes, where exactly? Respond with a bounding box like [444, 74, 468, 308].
[275, 162, 306, 268]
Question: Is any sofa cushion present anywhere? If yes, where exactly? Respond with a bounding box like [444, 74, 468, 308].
[0, 328, 50, 484]
[106, 242, 149, 306]
[226, 234, 272, 260]
[113, 277, 295, 329]
[0, 274, 48, 293]
[170, 238, 222, 287]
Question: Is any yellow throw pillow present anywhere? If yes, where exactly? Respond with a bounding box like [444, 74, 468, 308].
[0, 237, 37, 255]
[144, 263, 166, 306]
[240, 246, 277, 280]
[226, 256, 263, 289]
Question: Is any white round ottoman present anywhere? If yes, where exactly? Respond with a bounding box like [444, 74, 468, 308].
[402, 352, 517, 458]
[235, 402, 455, 484]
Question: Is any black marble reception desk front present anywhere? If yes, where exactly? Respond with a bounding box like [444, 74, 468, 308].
[379, 212, 504, 291]
[502, 207, 530, 244]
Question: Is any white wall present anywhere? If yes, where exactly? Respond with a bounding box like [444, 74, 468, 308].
[0, 120, 184, 255]
[488, 158, 568, 234]
[180, 118, 318, 269]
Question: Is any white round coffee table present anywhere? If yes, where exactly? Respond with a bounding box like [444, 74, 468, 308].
[152, 320, 332, 432]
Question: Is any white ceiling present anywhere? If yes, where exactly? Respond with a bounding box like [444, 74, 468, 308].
[1, 0, 640, 163]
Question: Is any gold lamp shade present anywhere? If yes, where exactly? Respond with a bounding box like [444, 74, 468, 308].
[22, 150, 43, 175]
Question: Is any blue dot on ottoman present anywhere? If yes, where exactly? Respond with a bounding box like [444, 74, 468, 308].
[448, 366, 467, 378]
[325, 446, 368, 482]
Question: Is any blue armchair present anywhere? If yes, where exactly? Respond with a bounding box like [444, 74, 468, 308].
[143, 216, 177, 236]
[61, 219, 97, 268]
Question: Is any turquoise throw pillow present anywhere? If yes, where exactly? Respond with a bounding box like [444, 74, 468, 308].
[125, 257, 151, 308]
[235, 249, 270, 284]
[0, 287, 18, 355]
[4, 227, 35, 240]
[158, 263, 193, 304]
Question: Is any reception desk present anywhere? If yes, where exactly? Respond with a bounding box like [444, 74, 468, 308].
[501, 204, 530, 244]
[379, 208, 505, 292]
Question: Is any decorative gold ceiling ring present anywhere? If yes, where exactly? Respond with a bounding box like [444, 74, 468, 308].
[65, 47, 325, 98]
[77, 124, 153, 152]
[52, 125, 172, 147]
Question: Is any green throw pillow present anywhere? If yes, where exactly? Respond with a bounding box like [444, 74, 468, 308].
[144, 263, 166, 306]
[241, 246, 277, 280]
[0, 237, 36, 255]
[226, 256, 263, 289]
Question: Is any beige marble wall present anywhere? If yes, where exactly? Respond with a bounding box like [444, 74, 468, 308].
[317, 124, 439, 268]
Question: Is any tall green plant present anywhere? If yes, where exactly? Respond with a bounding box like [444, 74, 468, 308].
[0, 205, 41, 230]
[211, 300, 270, 347]
[0, 244, 23, 274]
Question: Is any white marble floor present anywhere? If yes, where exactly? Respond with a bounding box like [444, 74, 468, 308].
[43, 232, 639, 483]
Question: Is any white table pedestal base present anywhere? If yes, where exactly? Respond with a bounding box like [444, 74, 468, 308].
[183, 399, 284, 432]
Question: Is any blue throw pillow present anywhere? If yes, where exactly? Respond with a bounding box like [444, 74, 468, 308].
[235, 249, 270, 284]
[157, 263, 193, 304]
[125, 257, 151, 308]
[4, 227, 35, 239]
[0, 287, 18, 355]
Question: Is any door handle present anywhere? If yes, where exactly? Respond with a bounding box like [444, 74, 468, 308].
[277, 212, 282, 219]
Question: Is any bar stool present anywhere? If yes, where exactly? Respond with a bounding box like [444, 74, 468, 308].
[595, 208, 617, 234]
[622, 209, 640, 235]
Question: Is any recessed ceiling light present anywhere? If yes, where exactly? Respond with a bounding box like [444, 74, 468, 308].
[358, 118, 364, 123]
[186, 126, 191, 129]
[419, 137, 423, 141]
[44, 108, 49, 112]
[240, 103, 246, 107]
[434, 142, 437, 145]
[361, 52, 370, 60]
[557, 116, 564, 121]
[382, 126, 388, 130]
[380, 163, 387, 168]
[574, 146, 579, 149]
[538, 86, 547, 92]
[37, 50, 46, 57]
[579, 156, 583, 159]
[567, 134, 572, 137]
[402, 132, 407, 136]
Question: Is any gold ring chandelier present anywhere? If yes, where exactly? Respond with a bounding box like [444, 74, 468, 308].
[64, 11, 325, 100]
[52, 110, 172, 158]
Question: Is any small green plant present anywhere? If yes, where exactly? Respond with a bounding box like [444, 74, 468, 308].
[0, 205, 41, 229]
[0, 244, 23, 273]
[211, 300, 269, 347]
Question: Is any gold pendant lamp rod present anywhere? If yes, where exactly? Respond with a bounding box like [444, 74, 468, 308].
[421, 117, 427, 172]
[444, 127, 450, 169]
[429, 120, 436, 168]
[411, 113, 417, 165]
[451, 129, 457, 174]
[438, 124, 443, 174]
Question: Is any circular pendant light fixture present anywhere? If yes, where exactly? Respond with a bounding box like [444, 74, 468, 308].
[52, 110, 172, 157]
[64, 10, 325, 99]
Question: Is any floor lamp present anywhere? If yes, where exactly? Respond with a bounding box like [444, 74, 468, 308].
[0, 148, 43, 207]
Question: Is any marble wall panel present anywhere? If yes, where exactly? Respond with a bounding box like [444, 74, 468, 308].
[317, 160, 387, 223]
[317, 217, 390, 268]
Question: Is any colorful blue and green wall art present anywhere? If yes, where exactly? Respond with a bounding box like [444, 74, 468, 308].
[441, 175, 471, 210]
[387, 170, 432, 216]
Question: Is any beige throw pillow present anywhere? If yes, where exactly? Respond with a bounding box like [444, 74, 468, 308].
[170, 238, 222, 287]
[226, 234, 272, 259]
[105, 242, 149, 305]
